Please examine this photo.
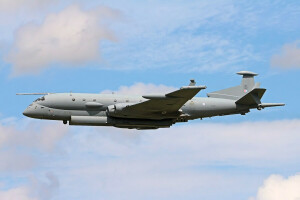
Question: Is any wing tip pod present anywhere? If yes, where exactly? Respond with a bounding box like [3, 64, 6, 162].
[180, 85, 207, 90]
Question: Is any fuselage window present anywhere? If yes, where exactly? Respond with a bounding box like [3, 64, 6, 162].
[72, 98, 75, 101]
[83, 98, 86, 101]
[93, 99, 96, 102]
[114, 99, 117, 102]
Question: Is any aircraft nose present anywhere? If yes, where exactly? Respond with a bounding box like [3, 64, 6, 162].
[23, 108, 30, 117]
[23, 107, 33, 117]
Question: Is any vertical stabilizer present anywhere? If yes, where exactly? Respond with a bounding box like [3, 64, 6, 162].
[236, 71, 258, 92]
[207, 71, 260, 100]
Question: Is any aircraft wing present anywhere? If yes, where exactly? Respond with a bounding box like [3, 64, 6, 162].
[120, 85, 206, 119]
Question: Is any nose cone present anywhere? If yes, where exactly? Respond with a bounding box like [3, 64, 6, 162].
[23, 107, 31, 117]
[23, 104, 44, 119]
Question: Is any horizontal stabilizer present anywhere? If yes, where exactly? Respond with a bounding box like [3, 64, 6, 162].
[236, 88, 266, 105]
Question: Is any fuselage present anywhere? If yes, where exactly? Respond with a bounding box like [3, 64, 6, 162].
[23, 93, 249, 129]
[21, 71, 284, 129]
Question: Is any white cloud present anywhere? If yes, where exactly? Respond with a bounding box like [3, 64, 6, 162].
[1, 117, 300, 199]
[101, 82, 177, 95]
[100, 1, 260, 72]
[0, 118, 62, 199]
[0, 186, 36, 200]
[271, 41, 300, 69]
[0, 173, 59, 200]
[30, 172, 59, 200]
[0, 150, 35, 172]
[7, 4, 121, 75]
[0, 120, 68, 152]
[0, 0, 53, 12]
[52, 119, 300, 199]
[250, 173, 300, 200]
[0, 120, 68, 172]
[74, 119, 300, 167]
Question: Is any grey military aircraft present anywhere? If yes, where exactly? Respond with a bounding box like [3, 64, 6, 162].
[20, 71, 284, 130]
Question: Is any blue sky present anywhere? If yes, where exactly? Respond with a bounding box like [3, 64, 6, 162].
[0, 1, 300, 200]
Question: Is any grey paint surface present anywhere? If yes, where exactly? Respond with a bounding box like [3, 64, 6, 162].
[21, 71, 284, 130]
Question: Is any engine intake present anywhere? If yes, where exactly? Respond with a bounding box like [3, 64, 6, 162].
[106, 103, 135, 117]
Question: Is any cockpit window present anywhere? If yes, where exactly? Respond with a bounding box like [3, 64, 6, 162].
[34, 96, 45, 102]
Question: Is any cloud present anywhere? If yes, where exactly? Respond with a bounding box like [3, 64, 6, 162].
[0, 185, 36, 200]
[75, 119, 300, 166]
[0, 118, 62, 199]
[0, 173, 59, 200]
[0, 120, 68, 152]
[0, 119, 68, 172]
[250, 173, 300, 200]
[100, 1, 261, 72]
[31, 172, 59, 200]
[53, 119, 300, 199]
[101, 82, 177, 95]
[0, 150, 35, 172]
[271, 41, 300, 69]
[0, 0, 53, 12]
[6, 4, 121, 75]
[1, 117, 300, 199]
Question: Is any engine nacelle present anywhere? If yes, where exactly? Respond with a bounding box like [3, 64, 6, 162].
[69, 115, 173, 129]
[70, 116, 108, 126]
[106, 103, 135, 117]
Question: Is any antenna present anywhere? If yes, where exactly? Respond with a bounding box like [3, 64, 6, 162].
[16, 93, 51, 95]
[189, 79, 196, 86]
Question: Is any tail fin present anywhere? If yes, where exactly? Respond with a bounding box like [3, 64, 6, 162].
[207, 71, 285, 109]
[237, 71, 258, 90]
[207, 71, 259, 100]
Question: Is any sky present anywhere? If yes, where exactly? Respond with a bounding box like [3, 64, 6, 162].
[0, 0, 300, 200]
